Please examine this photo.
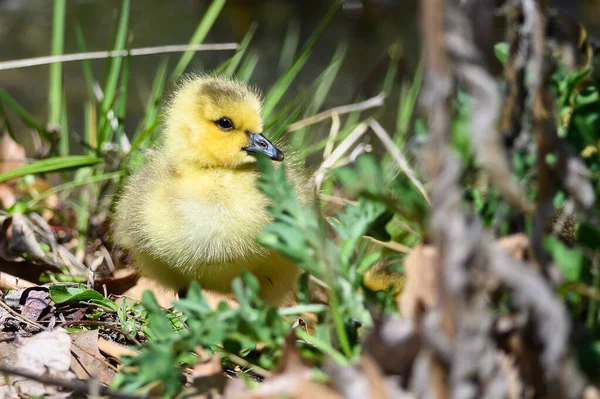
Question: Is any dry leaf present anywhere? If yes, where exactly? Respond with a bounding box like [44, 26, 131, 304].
[20, 287, 51, 322]
[224, 332, 340, 399]
[0, 183, 16, 209]
[398, 244, 439, 320]
[363, 316, 421, 378]
[0, 132, 26, 176]
[4, 286, 51, 321]
[190, 351, 227, 395]
[498, 233, 530, 262]
[328, 355, 414, 399]
[2, 213, 46, 261]
[70, 329, 116, 385]
[12, 328, 73, 397]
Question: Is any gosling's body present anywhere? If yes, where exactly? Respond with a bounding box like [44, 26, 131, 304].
[112, 76, 306, 305]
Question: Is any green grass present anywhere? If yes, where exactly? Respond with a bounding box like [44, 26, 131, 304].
[2, 2, 600, 398]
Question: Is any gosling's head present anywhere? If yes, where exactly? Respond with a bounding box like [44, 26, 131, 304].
[164, 75, 283, 168]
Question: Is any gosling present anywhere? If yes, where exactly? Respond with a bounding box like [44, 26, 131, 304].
[112, 75, 307, 305]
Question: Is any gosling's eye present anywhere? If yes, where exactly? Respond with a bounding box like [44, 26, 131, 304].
[215, 117, 234, 131]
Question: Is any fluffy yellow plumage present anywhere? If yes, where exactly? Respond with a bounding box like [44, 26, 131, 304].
[112, 75, 309, 305]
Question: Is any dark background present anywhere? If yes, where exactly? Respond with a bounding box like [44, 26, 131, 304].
[0, 0, 597, 139]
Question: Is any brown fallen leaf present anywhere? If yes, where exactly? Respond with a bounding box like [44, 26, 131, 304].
[20, 287, 51, 322]
[0, 341, 19, 365]
[70, 329, 116, 385]
[189, 349, 227, 396]
[3, 213, 47, 260]
[0, 132, 26, 177]
[327, 355, 413, 399]
[3, 286, 52, 330]
[363, 316, 421, 378]
[398, 244, 440, 320]
[497, 233, 530, 262]
[224, 332, 341, 399]
[0, 183, 16, 209]
[11, 328, 74, 397]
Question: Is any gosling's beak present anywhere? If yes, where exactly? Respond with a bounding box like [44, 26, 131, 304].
[243, 133, 284, 161]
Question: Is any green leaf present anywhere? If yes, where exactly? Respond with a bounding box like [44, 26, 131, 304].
[494, 42, 509, 66]
[142, 290, 176, 341]
[0, 155, 102, 183]
[544, 237, 586, 282]
[50, 285, 117, 311]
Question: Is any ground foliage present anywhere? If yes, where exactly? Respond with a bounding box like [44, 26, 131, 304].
[1, 0, 600, 398]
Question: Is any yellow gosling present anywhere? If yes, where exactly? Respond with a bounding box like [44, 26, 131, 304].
[112, 75, 310, 305]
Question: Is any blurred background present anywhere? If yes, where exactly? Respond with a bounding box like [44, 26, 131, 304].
[0, 0, 598, 140]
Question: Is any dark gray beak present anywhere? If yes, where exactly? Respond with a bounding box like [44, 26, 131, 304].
[243, 133, 284, 161]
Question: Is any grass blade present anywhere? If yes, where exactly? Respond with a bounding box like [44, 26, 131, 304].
[291, 41, 347, 149]
[97, 0, 130, 147]
[114, 52, 131, 152]
[263, 0, 342, 120]
[0, 90, 47, 135]
[130, 58, 169, 153]
[49, 0, 66, 129]
[278, 19, 300, 73]
[75, 24, 98, 104]
[381, 41, 402, 95]
[59, 89, 69, 155]
[0, 156, 102, 183]
[237, 52, 259, 83]
[396, 58, 423, 139]
[84, 101, 97, 153]
[27, 171, 123, 208]
[214, 22, 257, 77]
[170, 0, 227, 80]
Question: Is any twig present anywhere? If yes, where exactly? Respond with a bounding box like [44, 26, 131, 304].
[0, 271, 37, 291]
[369, 120, 430, 204]
[0, 43, 239, 71]
[0, 363, 145, 399]
[287, 92, 386, 132]
[60, 320, 141, 346]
